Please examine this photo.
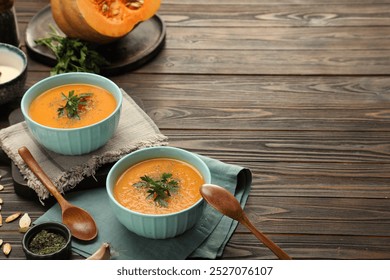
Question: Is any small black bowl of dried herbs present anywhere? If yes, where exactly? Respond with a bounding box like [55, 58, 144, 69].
[22, 222, 72, 260]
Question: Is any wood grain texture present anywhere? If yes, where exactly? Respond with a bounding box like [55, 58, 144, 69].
[1, 0, 390, 260]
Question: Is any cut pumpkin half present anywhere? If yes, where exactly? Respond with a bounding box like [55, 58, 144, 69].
[50, 0, 161, 44]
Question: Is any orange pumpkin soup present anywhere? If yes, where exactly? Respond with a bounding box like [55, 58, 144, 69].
[114, 158, 204, 215]
[29, 84, 116, 129]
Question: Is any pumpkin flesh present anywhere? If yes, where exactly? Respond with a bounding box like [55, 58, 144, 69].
[50, 0, 161, 44]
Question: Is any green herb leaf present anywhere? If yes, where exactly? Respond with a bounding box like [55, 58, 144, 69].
[34, 25, 109, 75]
[57, 90, 92, 120]
[133, 173, 180, 207]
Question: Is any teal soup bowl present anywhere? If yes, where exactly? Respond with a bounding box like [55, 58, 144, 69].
[21, 72, 122, 155]
[106, 146, 211, 239]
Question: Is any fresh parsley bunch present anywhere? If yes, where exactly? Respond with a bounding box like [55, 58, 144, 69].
[35, 25, 109, 75]
[57, 90, 92, 120]
[133, 173, 180, 207]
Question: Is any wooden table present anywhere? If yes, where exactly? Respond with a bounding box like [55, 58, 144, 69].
[1, 0, 390, 260]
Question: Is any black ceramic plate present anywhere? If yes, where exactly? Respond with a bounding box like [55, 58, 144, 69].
[25, 5, 166, 76]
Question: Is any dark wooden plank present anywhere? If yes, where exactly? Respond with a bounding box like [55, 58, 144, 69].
[166, 130, 390, 164]
[242, 196, 390, 235]
[24, 48, 390, 75]
[160, 3, 390, 27]
[166, 0, 390, 4]
[26, 73, 390, 103]
[16, 1, 390, 31]
[223, 234, 390, 260]
[165, 27, 390, 50]
[143, 99, 390, 130]
[139, 49, 390, 75]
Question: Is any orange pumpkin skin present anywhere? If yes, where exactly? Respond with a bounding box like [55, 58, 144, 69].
[50, 0, 161, 44]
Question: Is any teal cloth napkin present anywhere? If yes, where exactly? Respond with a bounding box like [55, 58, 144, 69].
[35, 155, 252, 259]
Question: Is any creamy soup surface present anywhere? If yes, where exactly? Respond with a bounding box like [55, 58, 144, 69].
[0, 65, 20, 84]
[29, 83, 116, 129]
[114, 158, 204, 215]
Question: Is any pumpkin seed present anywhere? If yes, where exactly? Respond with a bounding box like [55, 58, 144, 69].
[0, 214, 2, 226]
[0, 197, 3, 204]
[0, 239, 3, 247]
[126, 0, 143, 9]
[19, 226, 30, 233]
[2, 243, 11, 256]
[0, 184, 4, 191]
[5, 212, 22, 223]
[130, 2, 142, 9]
[19, 213, 31, 229]
[102, 3, 109, 13]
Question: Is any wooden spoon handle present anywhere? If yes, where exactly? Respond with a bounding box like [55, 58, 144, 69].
[241, 213, 292, 260]
[18, 146, 67, 206]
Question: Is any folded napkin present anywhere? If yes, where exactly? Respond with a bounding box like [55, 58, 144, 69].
[0, 89, 168, 201]
[35, 156, 252, 259]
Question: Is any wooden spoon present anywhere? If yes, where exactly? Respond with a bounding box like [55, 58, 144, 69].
[200, 184, 292, 260]
[18, 146, 98, 241]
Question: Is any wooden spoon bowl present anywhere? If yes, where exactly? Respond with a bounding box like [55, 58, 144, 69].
[18, 146, 98, 241]
[200, 184, 291, 260]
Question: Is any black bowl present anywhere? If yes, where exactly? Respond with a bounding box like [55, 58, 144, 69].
[22, 222, 72, 260]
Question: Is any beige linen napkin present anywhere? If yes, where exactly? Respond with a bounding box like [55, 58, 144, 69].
[0, 89, 168, 201]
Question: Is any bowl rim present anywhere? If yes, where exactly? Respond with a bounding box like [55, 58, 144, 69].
[22, 221, 72, 258]
[0, 42, 28, 86]
[20, 72, 123, 131]
[106, 146, 211, 218]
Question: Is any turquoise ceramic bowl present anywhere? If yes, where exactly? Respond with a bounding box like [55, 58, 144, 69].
[21, 72, 122, 155]
[106, 146, 211, 239]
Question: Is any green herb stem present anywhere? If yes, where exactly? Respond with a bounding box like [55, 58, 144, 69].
[57, 90, 92, 120]
[133, 173, 179, 207]
[35, 25, 109, 75]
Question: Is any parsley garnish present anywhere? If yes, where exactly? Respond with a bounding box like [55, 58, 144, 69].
[57, 90, 92, 120]
[133, 173, 180, 207]
[35, 25, 109, 75]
